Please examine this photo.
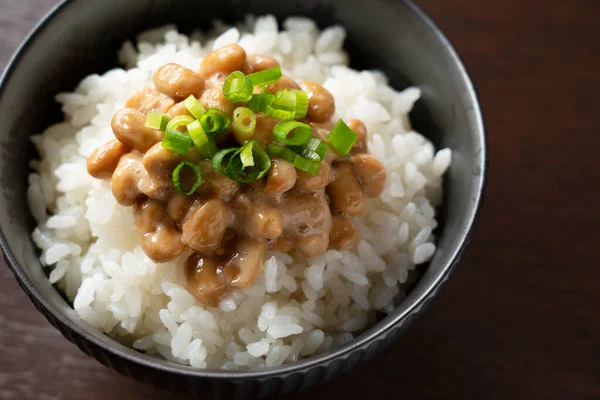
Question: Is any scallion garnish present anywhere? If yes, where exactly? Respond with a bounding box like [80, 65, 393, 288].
[267, 144, 320, 175]
[327, 119, 358, 156]
[292, 90, 309, 119]
[304, 137, 329, 159]
[200, 108, 231, 136]
[145, 111, 169, 131]
[187, 119, 217, 159]
[272, 90, 296, 110]
[264, 106, 296, 120]
[291, 147, 320, 162]
[293, 155, 320, 176]
[232, 107, 256, 137]
[226, 140, 272, 182]
[211, 141, 271, 183]
[166, 115, 196, 132]
[290, 138, 329, 162]
[272, 120, 312, 146]
[253, 142, 272, 179]
[266, 144, 300, 164]
[262, 90, 300, 120]
[162, 129, 192, 155]
[183, 95, 206, 120]
[240, 141, 255, 168]
[247, 65, 282, 86]
[211, 148, 238, 173]
[172, 161, 203, 196]
[247, 93, 273, 113]
[222, 71, 253, 102]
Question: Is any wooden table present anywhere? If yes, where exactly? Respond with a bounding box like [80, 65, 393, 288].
[1, 0, 598, 398]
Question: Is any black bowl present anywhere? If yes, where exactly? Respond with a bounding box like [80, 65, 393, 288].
[0, 0, 486, 398]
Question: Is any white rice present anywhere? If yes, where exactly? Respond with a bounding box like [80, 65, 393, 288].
[27, 15, 451, 369]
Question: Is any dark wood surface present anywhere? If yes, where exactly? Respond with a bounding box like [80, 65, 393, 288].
[1, 0, 599, 399]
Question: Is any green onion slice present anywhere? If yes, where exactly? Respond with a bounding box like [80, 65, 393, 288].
[145, 111, 169, 131]
[303, 137, 329, 159]
[271, 90, 285, 102]
[272, 90, 296, 110]
[293, 155, 320, 176]
[291, 147, 321, 162]
[226, 140, 272, 182]
[247, 93, 273, 113]
[257, 86, 271, 95]
[267, 144, 321, 175]
[211, 148, 238, 173]
[162, 129, 192, 155]
[272, 120, 312, 146]
[292, 90, 309, 119]
[263, 90, 300, 120]
[172, 161, 203, 196]
[166, 115, 196, 132]
[249, 141, 271, 179]
[222, 71, 253, 102]
[247, 65, 282, 86]
[327, 119, 359, 156]
[187, 119, 217, 159]
[265, 106, 296, 120]
[183, 95, 206, 120]
[266, 144, 299, 163]
[240, 142, 255, 168]
[290, 138, 329, 162]
[200, 108, 231, 136]
[232, 107, 256, 137]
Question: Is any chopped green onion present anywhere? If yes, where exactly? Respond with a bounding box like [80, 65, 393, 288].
[267, 144, 320, 175]
[247, 93, 273, 113]
[271, 90, 285, 102]
[226, 140, 271, 182]
[266, 144, 299, 163]
[200, 108, 231, 136]
[247, 65, 282, 86]
[263, 89, 301, 120]
[304, 137, 329, 159]
[162, 129, 191, 155]
[292, 90, 309, 119]
[211, 148, 238, 173]
[248, 141, 271, 179]
[327, 119, 359, 156]
[166, 115, 196, 132]
[187, 119, 217, 159]
[183, 95, 206, 120]
[224, 157, 254, 183]
[290, 138, 329, 162]
[293, 155, 320, 176]
[240, 142, 255, 168]
[145, 111, 169, 131]
[264, 106, 296, 120]
[172, 161, 203, 196]
[257, 86, 271, 95]
[272, 120, 312, 146]
[232, 107, 256, 137]
[222, 71, 253, 102]
[272, 90, 296, 110]
[291, 148, 320, 162]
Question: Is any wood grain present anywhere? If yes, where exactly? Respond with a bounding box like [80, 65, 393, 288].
[1, 0, 599, 399]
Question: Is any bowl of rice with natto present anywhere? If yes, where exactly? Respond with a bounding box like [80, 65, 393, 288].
[0, 0, 486, 397]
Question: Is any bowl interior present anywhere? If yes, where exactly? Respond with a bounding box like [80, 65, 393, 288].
[0, 0, 484, 377]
